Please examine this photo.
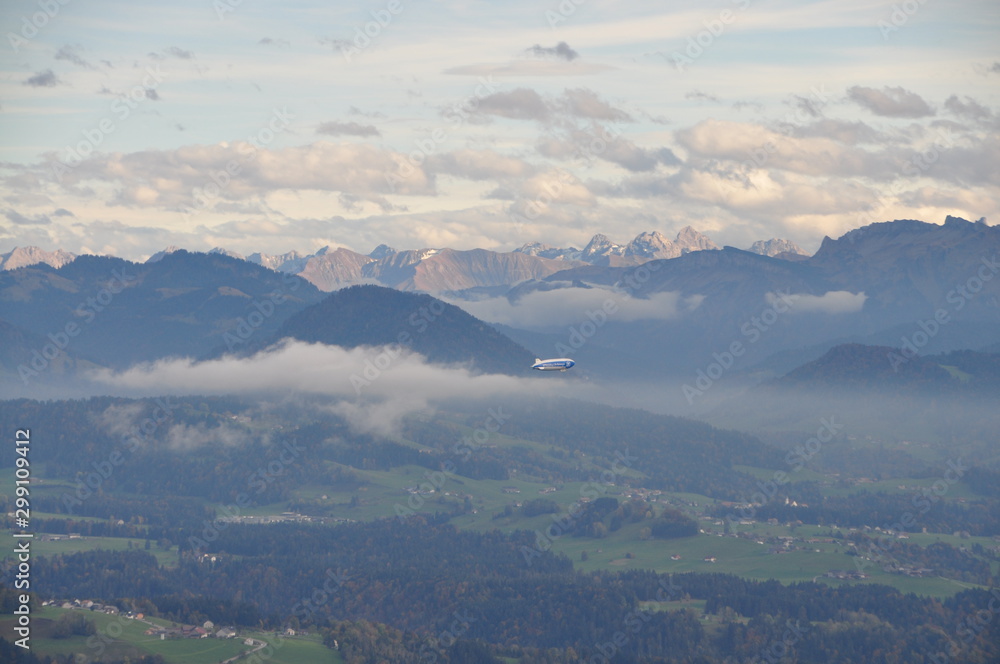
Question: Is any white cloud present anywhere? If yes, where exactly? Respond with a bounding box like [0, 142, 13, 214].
[85, 339, 571, 436]
[770, 290, 867, 314]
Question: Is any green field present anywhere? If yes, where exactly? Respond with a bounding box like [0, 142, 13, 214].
[0, 606, 343, 663]
[0, 532, 179, 567]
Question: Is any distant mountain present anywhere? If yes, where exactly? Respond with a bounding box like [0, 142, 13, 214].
[208, 247, 244, 260]
[146, 246, 181, 263]
[703, 341, 1000, 442]
[361, 247, 578, 292]
[246, 248, 312, 273]
[0, 251, 323, 370]
[777, 343, 956, 391]
[0, 318, 101, 385]
[6, 216, 998, 380]
[299, 247, 375, 291]
[512, 227, 721, 267]
[368, 243, 396, 260]
[749, 238, 807, 258]
[580, 233, 625, 262]
[514, 241, 581, 261]
[674, 226, 719, 254]
[572, 227, 720, 266]
[263, 284, 536, 375]
[0, 246, 76, 270]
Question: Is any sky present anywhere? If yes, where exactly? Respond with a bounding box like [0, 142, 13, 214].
[1, 0, 998, 262]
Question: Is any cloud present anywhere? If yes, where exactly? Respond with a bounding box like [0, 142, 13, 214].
[348, 106, 386, 119]
[476, 88, 550, 121]
[316, 120, 381, 137]
[427, 149, 534, 181]
[847, 86, 934, 118]
[675, 119, 896, 180]
[5, 209, 50, 225]
[93, 401, 255, 450]
[788, 94, 824, 119]
[51, 141, 435, 205]
[163, 422, 258, 451]
[447, 286, 703, 328]
[944, 95, 995, 126]
[23, 70, 60, 87]
[470, 88, 631, 123]
[87, 339, 561, 437]
[444, 61, 614, 77]
[685, 90, 720, 103]
[559, 88, 632, 122]
[165, 46, 193, 59]
[55, 45, 95, 70]
[258, 37, 290, 47]
[527, 42, 579, 61]
[794, 119, 881, 145]
[772, 290, 867, 314]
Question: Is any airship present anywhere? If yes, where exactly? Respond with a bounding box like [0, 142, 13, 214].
[532, 357, 575, 371]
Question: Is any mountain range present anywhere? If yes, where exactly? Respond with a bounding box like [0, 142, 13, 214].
[1, 227, 805, 292]
[1, 216, 997, 392]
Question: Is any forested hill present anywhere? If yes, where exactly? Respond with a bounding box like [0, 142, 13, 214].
[261, 284, 536, 375]
[774, 343, 1000, 394]
[423, 397, 786, 498]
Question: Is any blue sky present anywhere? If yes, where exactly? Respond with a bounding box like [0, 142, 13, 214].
[1, 0, 998, 260]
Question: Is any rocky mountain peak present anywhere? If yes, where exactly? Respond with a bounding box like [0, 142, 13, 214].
[675, 226, 719, 252]
[208, 247, 245, 260]
[582, 233, 624, 259]
[0, 246, 77, 271]
[369, 244, 397, 260]
[749, 239, 807, 258]
[625, 231, 673, 258]
[146, 246, 182, 263]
